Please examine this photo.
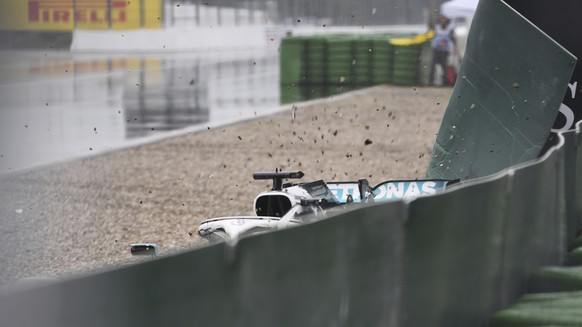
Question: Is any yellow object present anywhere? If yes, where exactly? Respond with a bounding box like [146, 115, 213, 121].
[389, 30, 435, 46]
[0, 0, 162, 31]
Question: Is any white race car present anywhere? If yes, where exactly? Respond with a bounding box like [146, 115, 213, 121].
[196, 170, 452, 243]
[131, 170, 452, 255]
[197, 171, 356, 243]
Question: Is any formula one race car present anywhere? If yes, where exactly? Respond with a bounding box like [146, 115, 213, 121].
[130, 170, 453, 256]
[197, 171, 350, 244]
[196, 170, 453, 243]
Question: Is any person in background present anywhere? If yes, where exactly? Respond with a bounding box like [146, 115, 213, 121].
[430, 14, 456, 86]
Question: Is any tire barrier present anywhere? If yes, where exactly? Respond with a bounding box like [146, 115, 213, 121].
[391, 45, 421, 85]
[279, 33, 430, 103]
[492, 261, 582, 324]
[305, 37, 327, 85]
[568, 247, 582, 266]
[326, 37, 354, 85]
[370, 37, 394, 84]
[279, 36, 307, 86]
[491, 291, 582, 326]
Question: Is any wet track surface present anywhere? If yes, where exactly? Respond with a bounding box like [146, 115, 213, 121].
[0, 49, 280, 175]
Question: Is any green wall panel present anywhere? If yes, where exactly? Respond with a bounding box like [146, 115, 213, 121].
[426, 0, 576, 180]
[498, 146, 566, 308]
[402, 176, 508, 327]
[0, 202, 407, 327]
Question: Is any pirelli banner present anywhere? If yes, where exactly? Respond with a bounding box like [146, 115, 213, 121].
[0, 0, 162, 31]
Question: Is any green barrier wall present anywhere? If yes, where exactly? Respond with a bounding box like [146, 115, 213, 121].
[402, 176, 508, 326]
[234, 202, 405, 326]
[0, 202, 407, 327]
[563, 129, 580, 246]
[426, 0, 576, 181]
[0, 242, 236, 326]
[498, 142, 566, 309]
[577, 121, 582, 235]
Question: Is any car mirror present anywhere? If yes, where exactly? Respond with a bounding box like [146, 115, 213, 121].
[130, 243, 158, 257]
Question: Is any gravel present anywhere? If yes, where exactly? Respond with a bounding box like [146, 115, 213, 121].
[0, 85, 452, 284]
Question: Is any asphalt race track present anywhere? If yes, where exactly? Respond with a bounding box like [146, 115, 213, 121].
[0, 49, 279, 175]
